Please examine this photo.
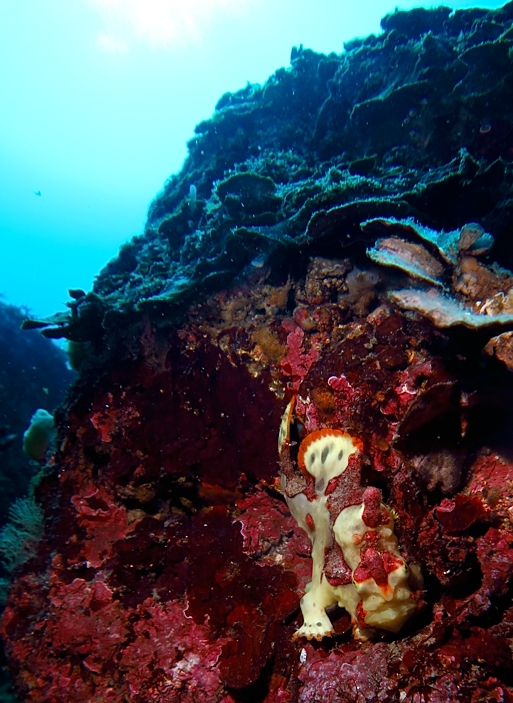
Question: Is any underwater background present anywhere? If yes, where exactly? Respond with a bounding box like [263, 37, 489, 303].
[2, 0, 513, 701]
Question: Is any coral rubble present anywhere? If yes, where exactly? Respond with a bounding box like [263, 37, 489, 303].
[4, 3, 513, 702]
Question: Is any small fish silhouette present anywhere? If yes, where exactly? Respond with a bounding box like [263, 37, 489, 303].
[33, 190, 42, 197]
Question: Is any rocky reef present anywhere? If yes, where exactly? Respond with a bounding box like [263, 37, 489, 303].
[3, 2, 513, 701]
[0, 301, 75, 702]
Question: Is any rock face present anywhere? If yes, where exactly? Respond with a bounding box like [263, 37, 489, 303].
[4, 3, 513, 702]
